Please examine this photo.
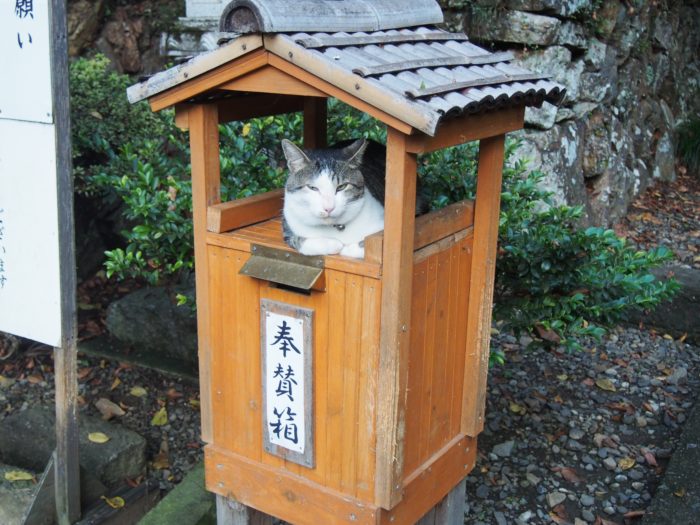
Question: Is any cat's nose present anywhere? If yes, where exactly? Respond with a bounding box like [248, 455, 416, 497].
[323, 205, 335, 214]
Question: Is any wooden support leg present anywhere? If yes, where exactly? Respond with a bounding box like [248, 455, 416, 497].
[216, 495, 274, 525]
[303, 97, 327, 149]
[188, 104, 222, 444]
[416, 479, 467, 525]
[462, 134, 506, 437]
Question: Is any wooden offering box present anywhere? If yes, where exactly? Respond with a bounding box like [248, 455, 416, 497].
[205, 194, 477, 524]
[126, 2, 563, 521]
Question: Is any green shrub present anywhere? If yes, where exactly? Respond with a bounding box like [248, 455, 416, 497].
[73, 56, 677, 350]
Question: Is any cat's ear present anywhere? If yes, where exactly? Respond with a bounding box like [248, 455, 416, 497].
[343, 138, 369, 169]
[281, 139, 311, 174]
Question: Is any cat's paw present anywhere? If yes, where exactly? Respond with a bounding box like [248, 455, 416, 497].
[299, 238, 343, 256]
[340, 242, 365, 259]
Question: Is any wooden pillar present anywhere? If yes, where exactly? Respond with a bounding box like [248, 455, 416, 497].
[461, 134, 506, 436]
[188, 104, 221, 443]
[375, 128, 417, 509]
[303, 97, 327, 149]
[216, 495, 274, 525]
[416, 479, 467, 525]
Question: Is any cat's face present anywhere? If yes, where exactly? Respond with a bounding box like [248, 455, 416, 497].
[282, 139, 368, 225]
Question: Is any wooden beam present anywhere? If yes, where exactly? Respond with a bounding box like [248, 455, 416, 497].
[207, 189, 284, 233]
[364, 200, 475, 263]
[303, 97, 328, 149]
[374, 128, 417, 509]
[219, 66, 328, 98]
[406, 107, 524, 154]
[189, 104, 222, 444]
[149, 49, 269, 112]
[268, 54, 414, 136]
[177, 95, 307, 129]
[461, 134, 506, 436]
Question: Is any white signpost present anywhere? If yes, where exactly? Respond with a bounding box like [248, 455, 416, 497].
[0, 1, 80, 523]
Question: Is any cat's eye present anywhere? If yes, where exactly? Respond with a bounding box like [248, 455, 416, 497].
[336, 183, 350, 192]
[306, 184, 319, 191]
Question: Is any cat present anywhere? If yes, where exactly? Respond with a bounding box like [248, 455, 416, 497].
[281, 138, 428, 259]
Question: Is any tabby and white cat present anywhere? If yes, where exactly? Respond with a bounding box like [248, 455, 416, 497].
[281, 138, 389, 259]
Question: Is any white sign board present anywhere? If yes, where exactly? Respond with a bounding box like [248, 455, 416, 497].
[261, 300, 314, 467]
[0, 0, 64, 347]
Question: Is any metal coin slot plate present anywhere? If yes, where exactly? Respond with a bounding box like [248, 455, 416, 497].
[240, 244, 325, 291]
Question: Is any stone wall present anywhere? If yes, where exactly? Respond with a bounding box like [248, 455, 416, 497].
[440, 0, 700, 224]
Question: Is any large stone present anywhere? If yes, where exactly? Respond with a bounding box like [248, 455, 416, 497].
[0, 463, 36, 525]
[466, 10, 560, 46]
[556, 21, 587, 49]
[0, 407, 146, 488]
[504, 0, 593, 17]
[625, 266, 700, 344]
[67, 0, 104, 57]
[106, 283, 198, 365]
[516, 47, 583, 103]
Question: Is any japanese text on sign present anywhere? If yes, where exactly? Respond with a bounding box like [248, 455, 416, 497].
[261, 300, 313, 467]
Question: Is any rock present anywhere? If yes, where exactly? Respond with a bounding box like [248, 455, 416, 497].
[625, 266, 700, 344]
[582, 509, 595, 522]
[547, 491, 566, 507]
[475, 484, 490, 499]
[492, 440, 516, 458]
[106, 283, 198, 365]
[580, 494, 595, 506]
[525, 101, 558, 130]
[603, 457, 617, 471]
[0, 463, 36, 525]
[97, 6, 145, 74]
[466, 10, 561, 46]
[667, 367, 688, 386]
[0, 407, 146, 488]
[556, 21, 587, 49]
[67, 0, 104, 57]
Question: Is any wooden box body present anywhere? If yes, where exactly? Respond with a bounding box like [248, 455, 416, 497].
[202, 200, 478, 524]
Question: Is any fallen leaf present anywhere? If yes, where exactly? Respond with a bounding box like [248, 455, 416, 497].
[535, 324, 561, 343]
[643, 450, 658, 467]
[88, 432, 110, 444]
[4, 470, 34, 482]
[619, 457, 636, 470]
[130, 386, 147, 398]
[110, 377, 121, 391]
[152, 440, 170, 470]
[595, 378, 617, 392]
[509, 402, 526, 414]
[95, 398, 126, 420]
[166, 388, 183, 400]
[26, 374, 44, 384]
[77, 367, 93, 380]
[0, 375, 16, 388]
[678, 333, 688, 343]
[558, 466, 583, 484]
[101, 496, 125, 509]
[557, 374, 568, 381]
[674, 487, 686, 497]
[188, 398, 200, 408]
[624, 510, 645, 519]
[151, 407, 168, 426]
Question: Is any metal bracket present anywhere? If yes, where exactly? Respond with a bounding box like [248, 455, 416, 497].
[240, 245, 325, 291]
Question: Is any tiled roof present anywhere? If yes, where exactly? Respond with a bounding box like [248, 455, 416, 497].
[128, 26, 565, 136]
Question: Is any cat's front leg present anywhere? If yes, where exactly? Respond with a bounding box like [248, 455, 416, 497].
[340, 242, 364, 259]
[299, 237, 344, 256]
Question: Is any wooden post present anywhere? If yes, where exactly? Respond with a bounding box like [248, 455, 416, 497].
[188, 104, 221, 443]
[50, 0, 81, 522]
[303, 97, 327, 149]
[461, 134, 506, 436]
[416, 479, 467, 525]
[375, 128, 417, 509]
[216, 496, 274, 525]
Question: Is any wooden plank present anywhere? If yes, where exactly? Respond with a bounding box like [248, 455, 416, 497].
[220, 66, 328, 98]
[418, 256, 438, 465]
[218, 94, 306, 123]
[175, 105, 189, 130]
[379, 436, 475, 525]
[50, 1, 81, 522]
[149, 49, 269, 112]
[356, 277, 381, 501]
[266, 50, 417, 136]
[354, 52, 514, 78]
[294, 31, 469, 49]
[413, 229, 470, 265]
[406, 107, 524, 154]
[216, 495, 274, 525]
[374, 128, 417, 509]
[208, 248, 227, 447]
[304, 97, 328, 149]
[402, 258, 429, 475]
[207, 190, 284, 233]
[74, 480, 160, 525]
[205, 230, 383, 280]
[462, 135, 506, 436]
[189, 104, 221, 444]
[206, 446, 380, 525]
[127, 35, 263, 103]
[449, 239, 471, 437]
[415, 478, 466, 525]
[364, 200, 474, 262]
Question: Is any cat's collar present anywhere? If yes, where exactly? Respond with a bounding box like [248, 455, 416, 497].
[332, 224, 346, 231]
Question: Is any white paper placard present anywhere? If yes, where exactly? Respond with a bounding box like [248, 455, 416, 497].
[261, 300, 314, 467]
[0, 119, 62, 346]
[0, 0, 53, 124]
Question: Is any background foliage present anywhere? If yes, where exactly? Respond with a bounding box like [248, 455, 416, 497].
[72, 55, 678, 357]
